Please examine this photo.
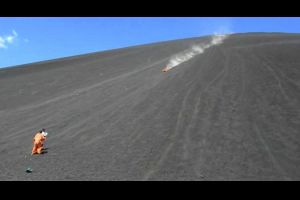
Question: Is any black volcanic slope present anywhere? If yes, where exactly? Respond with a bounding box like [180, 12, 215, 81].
[0, 33, 299, 180]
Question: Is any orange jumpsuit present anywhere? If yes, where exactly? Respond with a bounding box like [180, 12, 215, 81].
[31, 132, 46, 155]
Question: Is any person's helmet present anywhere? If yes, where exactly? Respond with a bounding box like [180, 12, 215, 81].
[42, 128, 46, 132]
[42, 132, 48, 137]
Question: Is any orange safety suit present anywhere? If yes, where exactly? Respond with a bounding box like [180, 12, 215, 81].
[31, 132, 46, 155]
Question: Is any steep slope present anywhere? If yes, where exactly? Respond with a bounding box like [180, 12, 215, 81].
[0, 33, 299, 180]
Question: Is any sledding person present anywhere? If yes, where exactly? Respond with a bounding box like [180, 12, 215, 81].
[31, 128, 48, 155]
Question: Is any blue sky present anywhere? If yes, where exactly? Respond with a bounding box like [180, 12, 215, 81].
[1, 17, 300, 68]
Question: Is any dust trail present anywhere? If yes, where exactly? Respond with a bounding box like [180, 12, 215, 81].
[163, 34, 229, 72]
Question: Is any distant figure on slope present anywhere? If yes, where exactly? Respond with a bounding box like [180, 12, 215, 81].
[31, 128, 48, 155]
[162, 66, 170, 72]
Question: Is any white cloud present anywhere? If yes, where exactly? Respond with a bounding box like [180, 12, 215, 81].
[0, 36, 7, 48]
[12, 30, 18, 36]
[6, 36, 14, 44]
[0, 30, 18, 49]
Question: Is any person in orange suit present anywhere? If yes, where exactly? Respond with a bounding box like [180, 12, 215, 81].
[31, 129, 47, 155]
